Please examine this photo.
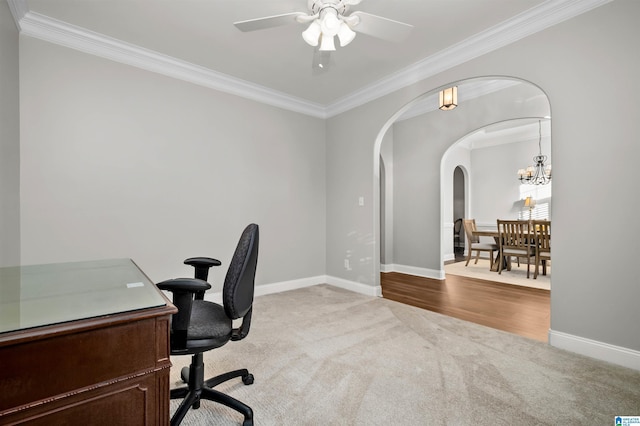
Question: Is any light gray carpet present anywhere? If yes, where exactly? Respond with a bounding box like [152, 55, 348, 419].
[171, 285, 640, 425]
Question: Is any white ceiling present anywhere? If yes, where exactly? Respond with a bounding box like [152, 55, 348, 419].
[9, 0, 609, 117]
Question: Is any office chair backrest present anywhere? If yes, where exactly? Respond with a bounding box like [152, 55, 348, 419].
[223, 223, 259, 322]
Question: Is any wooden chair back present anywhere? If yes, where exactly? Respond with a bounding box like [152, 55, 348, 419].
[532, 220, 551, 256]
[462, 219, 479, 244]
[497, 220, 531, 251]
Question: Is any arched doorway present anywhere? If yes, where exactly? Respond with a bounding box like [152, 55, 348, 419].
[374, 76, 551, 339]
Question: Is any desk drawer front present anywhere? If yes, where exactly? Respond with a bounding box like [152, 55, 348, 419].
[0, 317, 170, 417]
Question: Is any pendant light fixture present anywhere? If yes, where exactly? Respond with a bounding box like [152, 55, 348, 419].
[439, 86, 458, 110]
[517, 120, 552, 185]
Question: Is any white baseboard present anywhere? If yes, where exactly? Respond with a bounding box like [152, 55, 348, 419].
[254, 275, 325, 297]
[549, 329, 640, 371]
[186, 277, 640, 372]
[381, 263, 444, 280]
[325, 275, 382, 297]
[203, 274, 381, 302]
[443, 253, 455, 262]
[380, 263, 394, 273]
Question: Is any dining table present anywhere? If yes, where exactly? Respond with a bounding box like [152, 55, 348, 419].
[473, 227, 550, 274]
[472, 229, 505, 272]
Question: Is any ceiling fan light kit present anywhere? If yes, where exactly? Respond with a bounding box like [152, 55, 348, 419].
[234, 0, 412, 65]
[301, 2, 360, 51]
[302, 20, 322, 46]
[320, 32, 336, 51]
[337, 21, 357, 46]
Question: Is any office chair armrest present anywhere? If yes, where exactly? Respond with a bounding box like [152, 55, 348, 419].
[184, 257, 222, 276]
[184, 257, 222, 268]
[157, 277, 211, 293]
[157, 278, 212, 347]
[184, 257, 222, 300]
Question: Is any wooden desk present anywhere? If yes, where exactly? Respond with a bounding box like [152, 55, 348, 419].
[0, 259, 177, 425]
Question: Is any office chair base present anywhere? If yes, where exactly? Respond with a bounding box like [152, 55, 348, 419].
[170, 354, 254, 426]
[181, 366, 254, 387]
[170, 386, 254, 426]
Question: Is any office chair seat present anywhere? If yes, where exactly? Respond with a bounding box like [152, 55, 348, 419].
[186, 300, 232, 350]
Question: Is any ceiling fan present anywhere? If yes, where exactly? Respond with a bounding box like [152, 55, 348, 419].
[234, 0, 413, 69]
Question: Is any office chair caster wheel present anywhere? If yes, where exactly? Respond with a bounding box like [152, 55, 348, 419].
[180, 366, 190, 383]
[243, 373, 254, 385]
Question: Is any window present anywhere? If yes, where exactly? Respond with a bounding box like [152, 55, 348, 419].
[518, 184, 551, 220]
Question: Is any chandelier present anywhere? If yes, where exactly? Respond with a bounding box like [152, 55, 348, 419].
[518, 120, 551, 185]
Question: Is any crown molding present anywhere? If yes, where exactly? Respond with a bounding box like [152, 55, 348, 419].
[324, 0, 613, 117]
[7, 0, 27, 30]
[16, 9, 328, 118]
[12, 0, 612, 118]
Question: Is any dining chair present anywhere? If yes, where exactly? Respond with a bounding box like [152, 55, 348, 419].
[496, 219, 536, 278]
[532, 220, 551, 279]
[453, 218, 463, 253]
[462, 219, 498, 268]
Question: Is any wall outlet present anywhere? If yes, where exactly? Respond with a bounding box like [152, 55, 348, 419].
[358, 196, 364, 206]
[344, 259, 350, 269]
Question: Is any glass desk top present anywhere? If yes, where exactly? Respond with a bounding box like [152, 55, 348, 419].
[0, 258, 167, 334]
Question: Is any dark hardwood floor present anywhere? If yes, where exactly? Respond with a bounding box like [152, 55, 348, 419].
[380, 265, 550, 342]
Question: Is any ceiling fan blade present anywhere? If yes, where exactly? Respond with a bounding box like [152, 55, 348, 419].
[349, 11, 413, 42]
[234, 12, 305, 32]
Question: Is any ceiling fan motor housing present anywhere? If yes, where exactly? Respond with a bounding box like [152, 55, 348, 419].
[309, 0, 349, 16]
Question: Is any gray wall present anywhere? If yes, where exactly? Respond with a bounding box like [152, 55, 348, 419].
[470, 131, 551, 226]
[19, 37, 327, 285]
[0, 2, 20, 267]
[326, 0, 640, 351]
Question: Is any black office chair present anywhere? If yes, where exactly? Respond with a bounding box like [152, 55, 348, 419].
[157, 223, 259, 426]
